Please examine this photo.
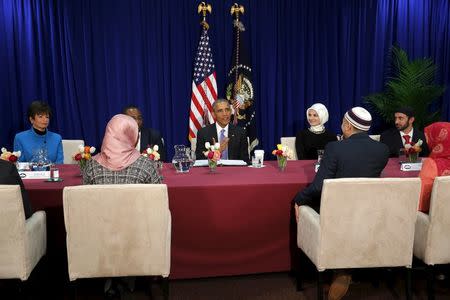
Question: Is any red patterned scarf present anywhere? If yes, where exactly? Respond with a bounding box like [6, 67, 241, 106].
[424, 122, 450, 176]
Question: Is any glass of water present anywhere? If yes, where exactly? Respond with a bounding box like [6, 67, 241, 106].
[317, 149, 324, 163]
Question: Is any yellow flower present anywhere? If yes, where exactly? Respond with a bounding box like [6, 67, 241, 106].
[277, 144, 283, 150]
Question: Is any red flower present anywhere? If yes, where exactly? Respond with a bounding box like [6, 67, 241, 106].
[8, 155, 18, 163]
[275, 150, 283, 156]
[74, 153, 82, 161]
[207, 151, 214, 159]
[149, 154, 155, 160]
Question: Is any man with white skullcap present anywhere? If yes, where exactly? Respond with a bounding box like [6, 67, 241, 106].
[293, 107, 389, 300]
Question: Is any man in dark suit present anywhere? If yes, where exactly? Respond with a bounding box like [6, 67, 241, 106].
[0, 159, 33, 219]
[123, 105, 166, 161]
[380, 106, 429, 158]
[195, 99, 249, 163]
[293, 107, 389, 300]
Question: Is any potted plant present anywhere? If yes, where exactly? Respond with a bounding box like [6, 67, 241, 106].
[364, 46, 445, 129]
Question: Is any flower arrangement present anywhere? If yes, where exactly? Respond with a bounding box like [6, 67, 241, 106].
[272, 144, 293, 171]
[1, 147, 21, 163]
[403, 139, 423, 162]
[73, 145, 96, 168]
[142, 145, 160, 161]
[203, 142, 221, 172]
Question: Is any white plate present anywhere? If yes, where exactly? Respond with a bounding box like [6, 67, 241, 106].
[248, 165, 266, 168]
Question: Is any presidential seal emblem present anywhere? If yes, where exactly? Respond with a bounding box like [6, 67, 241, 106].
[226, 65, 254, 121]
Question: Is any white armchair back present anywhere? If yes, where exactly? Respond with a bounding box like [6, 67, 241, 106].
[414, 176, 450, 265]
[280, 137, 297, 160]
[0, 185, 47, 280]
[298, 177, 420, 271]
[63, 184, 171, 281]
[62, 139, 84, 164]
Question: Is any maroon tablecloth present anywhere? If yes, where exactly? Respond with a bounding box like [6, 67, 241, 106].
[23, 159, 418, 279]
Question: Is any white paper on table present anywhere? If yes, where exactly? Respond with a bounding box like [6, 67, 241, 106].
[193, 159, 247, 167]
[219, 160, 247, 166]
[193, 160, 209, 167]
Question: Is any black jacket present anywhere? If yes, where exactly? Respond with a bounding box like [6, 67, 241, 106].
[294, 132, 389, 209]
[195, 123, 249, 164]
[139, 127, 166, 162]
[380, 127, 429, 158]
[0, 160, 33, 219]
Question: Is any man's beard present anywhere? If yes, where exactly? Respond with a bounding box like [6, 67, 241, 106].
[396, 123, 409, 131]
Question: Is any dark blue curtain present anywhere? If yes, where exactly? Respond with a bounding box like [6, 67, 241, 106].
[1, 0, 449, 160]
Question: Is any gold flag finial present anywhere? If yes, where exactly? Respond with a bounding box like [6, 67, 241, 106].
[230, 3, 244, 20]
[198, 2, 212, 30]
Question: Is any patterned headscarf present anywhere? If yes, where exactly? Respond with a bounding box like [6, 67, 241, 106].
[307, 103, 329, 133]
[94, 114, 141, 171]
[424, 122, 450, 176]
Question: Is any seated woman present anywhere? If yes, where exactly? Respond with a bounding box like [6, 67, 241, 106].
[82, 114, 161, 297]
[295, 103, 337, 160]
[82, 114, 161, 185]
[14, 101, 64, 164]
[418, 122, 450, 213]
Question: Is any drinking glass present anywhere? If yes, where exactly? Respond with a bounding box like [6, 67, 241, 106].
[317, 150, 324, 163]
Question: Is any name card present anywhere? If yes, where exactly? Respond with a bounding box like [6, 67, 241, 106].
[19, 171, 51, 179]
[400, 162, 422, 171]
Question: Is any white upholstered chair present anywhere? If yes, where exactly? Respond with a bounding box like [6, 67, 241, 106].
[0, 185, 47, 281]
[297, 178, 421, 299]
[62, 139, 84, 164]
[280, 137, 298, 160]
[63, 184, 171, 298]
[369, 134, 381, 142]
[414, 176, 450, 299]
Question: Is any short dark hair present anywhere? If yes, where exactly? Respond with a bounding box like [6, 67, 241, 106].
[27, 101, 52, 119]
[396, 106, 414, 118]
[212, 99, 230, 111]
[122, 105, 140, 114]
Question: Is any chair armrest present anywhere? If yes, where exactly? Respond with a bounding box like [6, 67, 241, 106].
[24, 211, 47, 280]
[413, 211, 430, 261]
[297, 206, 321, 269]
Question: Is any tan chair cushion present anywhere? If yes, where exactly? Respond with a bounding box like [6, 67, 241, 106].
[63, 184, 171, 280]
[298, 178, 420, 271]
[280, 137, 297, 160]
[62, 139, 84, 164]
[0, 185, 46, 280]
[414, 176, 450, 265]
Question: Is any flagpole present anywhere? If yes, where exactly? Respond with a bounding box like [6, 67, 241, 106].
[199, 2, 212, 126]
[230, 3, 244, 125]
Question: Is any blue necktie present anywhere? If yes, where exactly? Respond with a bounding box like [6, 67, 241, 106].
[220, 129, 228, 159]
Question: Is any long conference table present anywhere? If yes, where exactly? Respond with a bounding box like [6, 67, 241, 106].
[23, 159, 418, 279]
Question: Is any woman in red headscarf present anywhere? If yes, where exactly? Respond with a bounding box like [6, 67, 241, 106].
[418, 122, 450, 212]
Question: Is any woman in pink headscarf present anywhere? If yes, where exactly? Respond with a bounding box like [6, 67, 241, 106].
[418, 122, 450, 213]
[82, 114, 161, 185]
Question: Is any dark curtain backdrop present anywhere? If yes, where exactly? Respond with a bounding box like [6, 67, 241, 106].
[1, 0, 449, 160]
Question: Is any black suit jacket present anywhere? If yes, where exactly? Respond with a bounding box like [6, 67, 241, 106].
[195, 123, 250, 164]
[380, 127, 429, 158]
[0, 160, 33, 219]
[294, 132, 389, 210]
[140, 127, 166, 162]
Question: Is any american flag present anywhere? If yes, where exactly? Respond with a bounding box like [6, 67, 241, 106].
[189, 29, 217, 140]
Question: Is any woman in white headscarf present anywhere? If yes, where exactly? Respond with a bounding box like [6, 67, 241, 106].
[295, 103, 337, 160]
